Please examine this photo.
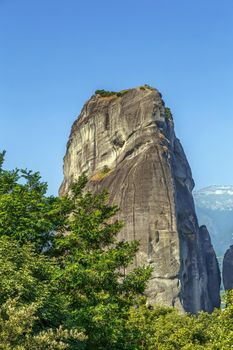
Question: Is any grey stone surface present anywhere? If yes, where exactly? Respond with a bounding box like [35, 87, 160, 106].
[60, 86, 220, 313]
[199, 225, 221, 309]
[223, 245, 233, 290]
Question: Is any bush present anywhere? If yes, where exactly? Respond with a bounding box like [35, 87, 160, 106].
[165, 107, 173, 120]
[95, 90, 116, 97]
[95, 89, 130, 98]
[90, 165, 111, 182]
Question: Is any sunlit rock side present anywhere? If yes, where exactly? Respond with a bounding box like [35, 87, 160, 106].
[60, 86, 220, 313]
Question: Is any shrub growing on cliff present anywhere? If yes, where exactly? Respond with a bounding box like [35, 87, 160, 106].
[95, 89, 117, 97]
[95, 89, 129, 97]
[90, 165, 111, 182]
[165, 107, 173, 120]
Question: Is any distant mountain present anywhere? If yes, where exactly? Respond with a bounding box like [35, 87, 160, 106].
[194, 186, 233, 261]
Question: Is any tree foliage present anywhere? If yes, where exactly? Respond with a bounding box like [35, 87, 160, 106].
[1, 152, 233, 349]
[125, 292, 233, 349]
[0, 299, 86, 350]
[52, 175, 152, 349]
[0, 154, 151, 349]
[0, 152, 71, 251]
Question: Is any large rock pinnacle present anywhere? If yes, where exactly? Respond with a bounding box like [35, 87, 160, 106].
[60, 86, 220, 313]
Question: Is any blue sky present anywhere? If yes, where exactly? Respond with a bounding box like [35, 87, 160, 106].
[1, 0, 233, 195]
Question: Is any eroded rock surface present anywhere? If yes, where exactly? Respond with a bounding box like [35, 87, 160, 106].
[60, 86, 220, 313]
[223, 245, 233, 290]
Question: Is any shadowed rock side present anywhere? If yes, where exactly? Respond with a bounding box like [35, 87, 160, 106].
[60, 86, 220, 313]
[223, 245, 233, 290]
[199, 226, 221, 308]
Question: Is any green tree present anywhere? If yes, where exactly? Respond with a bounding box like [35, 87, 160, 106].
[0, 151, 71, 252]
[53, 175, 152, 349]
[124, 290, 233, 350]
[0, 299, 86, 350]
[5, 154, 233, 349]
[0, 236, 67, 328]
[125, 303, 213, 350]
[0, 156, 152, 349]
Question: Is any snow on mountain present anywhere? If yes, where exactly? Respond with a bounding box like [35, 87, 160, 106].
[194, 186, 233, 259]
[194, 185, 233, 211]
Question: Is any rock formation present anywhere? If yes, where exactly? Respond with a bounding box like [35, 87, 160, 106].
[60, 86, 221, 313]
[223, 245, 233, 290]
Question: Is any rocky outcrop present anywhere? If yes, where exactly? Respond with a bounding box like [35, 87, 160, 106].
[60, 86, 221, 313]
[199, 225, 221, 307]
[223, 245, 233, 290]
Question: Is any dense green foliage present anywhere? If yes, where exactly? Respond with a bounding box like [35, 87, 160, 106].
[95, 89, 129, 97]
[52, 176, 152, 349]
[165, 107, 173, 121]
[125, 294, 233, 349]
[95, 85, 155, 97]
[0, 151, 71, 251]
[0, 151, 233, 349]
[0, 153, 151, 349]
[0, 299, 85, 350]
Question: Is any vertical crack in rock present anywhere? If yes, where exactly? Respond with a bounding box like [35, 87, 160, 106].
[60, 86, 221, 313]
[156, 145, 174, 232]
[132, 166, 137, 264]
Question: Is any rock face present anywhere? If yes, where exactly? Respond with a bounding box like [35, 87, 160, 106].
[199, 225, 221, 308]
[223, 246, 233, 290]
[60, 86, 221, 313]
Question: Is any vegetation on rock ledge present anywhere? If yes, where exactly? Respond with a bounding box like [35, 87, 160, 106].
[165, 107, 173, 120]
[95, 85, 156, 98]
[139, 84, 155, 91]
[95, 89, 130, 97]
[90, 165, 111, 182]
